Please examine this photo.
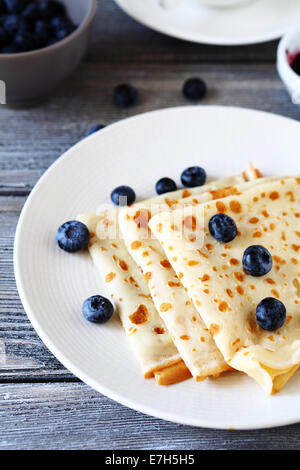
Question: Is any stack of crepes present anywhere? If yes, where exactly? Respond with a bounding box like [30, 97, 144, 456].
[78, 165, 300, 394]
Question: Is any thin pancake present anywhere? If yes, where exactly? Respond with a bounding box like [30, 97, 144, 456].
[149, 177, 300, 394]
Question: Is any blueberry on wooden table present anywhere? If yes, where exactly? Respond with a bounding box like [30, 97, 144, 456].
[256, 297, 286, 331]
[82, 295, 114, 324]
[182, 78, 207, 102]
[208, 213, 237, 243]
[181, 166, 206, 188]
[113, 84, 138, 108]
[155, 177, 177, 195]
[242, 245, 272, 277]
[56, 220, 90, 253]
[87, 124, 106, 136]
[111, 186, 136, 206]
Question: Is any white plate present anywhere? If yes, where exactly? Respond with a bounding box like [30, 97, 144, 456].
[14, 106, 300, 430]
[114, 0, 300, 46]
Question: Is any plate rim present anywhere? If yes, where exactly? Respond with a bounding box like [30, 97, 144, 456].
[14, 105, 300, 430]
[114, 0, 291, 46]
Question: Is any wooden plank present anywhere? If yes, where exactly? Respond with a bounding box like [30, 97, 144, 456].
[0, 63, 296, 195]
[91, 0, 278, 64]
[0, 382, 300, 450]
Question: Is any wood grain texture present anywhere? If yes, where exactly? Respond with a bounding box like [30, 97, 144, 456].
[1, 0, 300, 450]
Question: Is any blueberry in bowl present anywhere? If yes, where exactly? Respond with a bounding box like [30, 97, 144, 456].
[0, 0, 96, 105]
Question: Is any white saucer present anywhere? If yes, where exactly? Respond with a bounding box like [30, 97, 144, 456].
[114, 0, 300, 46]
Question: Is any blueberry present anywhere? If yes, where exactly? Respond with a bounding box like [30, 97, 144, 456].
[49, 15, 72, 30]
[113, 83, 138, 108]
[155, 177, 177, 195]
[2, 14, 30, 34]
[0, 0, 7, 14]
[1, 43, 18, 52]
[208, 213, 237, 243]
[55, 24, 75, 41]
[38, 0, 65, 20]
[181, 166, 206, 188]
[34, 20, 49, 44]
[82, 295, 114, 324]
[0, 25, 9, 46]
[4, 0, 26, 13]
[111, 185, 136, 206]
[87, 124, 106, 136]
[56, 220, 90, 253]
[47, 35, 58, 46]
[256, 297, 286, 331]
[242, 245, 272, 277]
[182, 77, 207, 102]
[22, 2, 39, 22]
[13, 31, 38, 52]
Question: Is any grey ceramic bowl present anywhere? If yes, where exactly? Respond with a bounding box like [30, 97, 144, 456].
[0, 0, 97, 105]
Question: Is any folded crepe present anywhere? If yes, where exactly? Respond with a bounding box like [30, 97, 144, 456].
[149, 177, 300, 394]
[119, 165, 262, 380]
[77, 210, 191, 385]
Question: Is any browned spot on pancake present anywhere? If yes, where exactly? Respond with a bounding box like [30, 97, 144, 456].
[103, 218, 114, 227]
[249, 217, 259, 224]
[253, 231, 262, 238]
[269, 191, 279, 200]
[295, 213, 300, 218]
[236, 285, 244, 295]
[200, 337, 205, 342]
[197, 250, 208, 259]
[196, 300, 201, 307]
[188, 260, 199, 266]
[156, 223, 162, 233]
[165, 198, 179, 209]
[286, 191, 295, 202]
[292, 244, 300, 252]
[210, 186, 241, 200]
[286, 315, 293, 324]
[226, 289, 234, 298]
[129, 276, 139, 288]
[203, 289, 210, 294]
[221, 253, 227, 258]
[266, 278, 275, 285]
[168, 281, 181, 287]
[138, 294, 151, 299]
[216, 201, 226, 213]
[183, 215, 196, 231]
[199, 274, 210, 282]
[182, 189, 191, 198]
[267, 336, 274, 342]
[269, 223, 275, 230]
[234, 272, 244, 282]
[218, 301, 229, 312]
[232, 338, 240, 346]
[129, 305, 149, 325]
[296, 231, 300, 238]
[250, 285, 255, 290]
[172, 256, 178, 262]
[253, 197, 258, 202]
[160, 303, 172, 312]
[90, 232, 95, 238]
[229, 200, 242, 214]
[133, 209, 151, 230]
[119, 259, 128, 271]
[128, 327, 137, 336]
[160, 259, 171, 269]
[206, 243, 213, 251]
[261, 210, 269, 218]
[144, 272, 152, 281]
[229, 258, 239, 266]
[105, 272, 116, 283]
[209, 324, 221, 336]
[142, 251, 149, 257]
[188, 234, 196, 242]
[180, 335, 191, 340]
[178, 272, 184, 279]
[212, 266, 218, 272]
[192, 198, 199, 204]
[100, 247, 107, 251]
[154, 327, 165, 335]
[281, 232, 286, 241]
[192, 315, 197, 322]
[271, 289, 279, 299]
[273, 255, 286, 265]
[292, 258, 298, 265]
[131, 240, 142, 250]
[112, 254, 118, 261]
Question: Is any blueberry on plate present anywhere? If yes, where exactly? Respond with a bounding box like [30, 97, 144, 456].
[181, 166, 206, 188]
[111, 185, 136, 206]
[4, 0, 25, 13]
[182, 77, 207, 102]
[38, 0, 65, 20]
[208, 213, 237, 243]
[242, 245, 272, 277]
[113, 83, 138, 108]
[82, 295, 114, 324]
[256, 297, 286, 331]
[21, 2, 40, 22]
[155, 177, 177, 195]
[56, 220, 90, 253]
[87, 124, 106, 136]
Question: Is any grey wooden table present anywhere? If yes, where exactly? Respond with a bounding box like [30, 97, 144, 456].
[1, 0, 300, 450]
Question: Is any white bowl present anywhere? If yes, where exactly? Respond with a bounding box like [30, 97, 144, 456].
[160, 0, 252, 8]
[277, 26, 300, 105]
